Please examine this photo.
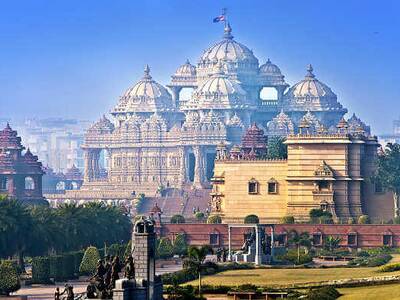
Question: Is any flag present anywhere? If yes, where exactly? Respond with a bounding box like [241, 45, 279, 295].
[213, 15, 225, 23]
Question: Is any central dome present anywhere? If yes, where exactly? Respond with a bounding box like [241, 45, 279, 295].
[199, 23, 258, 64]
[113, 65, 174, 114]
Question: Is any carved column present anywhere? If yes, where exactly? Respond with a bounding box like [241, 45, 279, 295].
[192, 145, 203, 188]
[178, 147, 187, 185]
[84, 149, 92, 182]
[91, 149, 100, 181]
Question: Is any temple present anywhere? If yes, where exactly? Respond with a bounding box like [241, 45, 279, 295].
[0, 124, 46, 204]
[51, 22, 355, 205]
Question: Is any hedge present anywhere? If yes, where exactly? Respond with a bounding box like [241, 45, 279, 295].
[32, 257, 51, 284]
[70, 251, 84, 276]
[207, 215, 222, 224]
[379, 262, 400, 272]
[170, 214, 185, 224]
[79, 246, 100, 275]
[0, 260, 20, 296]
[162, 262, 254, 285]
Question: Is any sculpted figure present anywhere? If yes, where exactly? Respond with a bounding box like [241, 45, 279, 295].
[124, 255, 135, 279]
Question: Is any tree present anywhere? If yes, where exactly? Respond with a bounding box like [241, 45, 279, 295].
[207, 215, 222, 224]
[358, 215, 371, 224]
[157, 238, 174, 259]
[194, 212, 205, 221]
[309, 209, 333, 224]
[0, 261, 20, 296]
[375, 143, 400, 217]
[288, 230, 312, 264]
[280, 215, 295, 224]
[79, 246, 100, 275]
[244, 214, 259, 224]
[183, 246, 212, 297]
[173, 233, 188, 256]
[324, 236, 342, 252]
[0, 196, 33, 266]
[267, 136, 288, 159]
[170, 214, 185, 224]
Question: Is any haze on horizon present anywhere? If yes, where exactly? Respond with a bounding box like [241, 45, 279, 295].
[0, 0, 399, 134]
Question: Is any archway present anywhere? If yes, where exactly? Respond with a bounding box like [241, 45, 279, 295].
[24, 176, 35, 190]
[260, 87, 278, 101]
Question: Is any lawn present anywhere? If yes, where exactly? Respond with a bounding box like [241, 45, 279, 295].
[339, 284, 400, 299]
[186, 263, 400, 287]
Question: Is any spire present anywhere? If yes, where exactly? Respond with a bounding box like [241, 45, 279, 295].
[185, 58, 190, 65]
[143, 64, 152, 79]
[223, 22, 233, 39]
[305, 64, 315, 79]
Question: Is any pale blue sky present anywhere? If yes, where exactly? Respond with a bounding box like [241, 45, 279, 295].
[0, 0, 399, 134]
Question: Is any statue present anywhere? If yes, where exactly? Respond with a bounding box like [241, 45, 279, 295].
[60, 284, 74, 300]
[124, 255, 135, 279]
[92, 259, 107, 281]
[54, 287, 60, 300]
[110, 256, 122, 288]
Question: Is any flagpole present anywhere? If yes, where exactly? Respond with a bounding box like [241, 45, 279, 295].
[222, 8, 227, 27]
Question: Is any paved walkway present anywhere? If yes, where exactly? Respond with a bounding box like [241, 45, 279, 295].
[14, 264, 182, 300]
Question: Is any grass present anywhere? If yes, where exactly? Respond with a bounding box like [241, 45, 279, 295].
[338, 284, 400, 299]
[185, 255, 400, 287]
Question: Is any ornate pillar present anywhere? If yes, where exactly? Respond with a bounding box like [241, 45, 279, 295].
[192, 145, 203, 188]
[91, 149, 100, 181]
[84, 149, 92, 182]
[178, 147, 187, 185]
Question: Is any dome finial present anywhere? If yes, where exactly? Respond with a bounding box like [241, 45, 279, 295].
[223, 22, 233, 39]
[143, 64, 151, 79]
[185, 58, 190, 64]
[306, 64, 315, 79]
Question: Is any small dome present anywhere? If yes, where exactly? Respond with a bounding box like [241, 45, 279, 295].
[174, 59, 196, 77]
[259, 59, 282, 76]
[189, 64, 249, 110]
[88, 115, 114, 134]
[290, 65, 335, 98]
[283, 65, 345, 112]
[199, 23, 258, 64]
[113, 65, 174, 113]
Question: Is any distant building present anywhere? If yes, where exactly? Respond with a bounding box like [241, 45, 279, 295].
[13, 118, 92, 173]
[0, 124, 46, 204]
[378, 117, 400, 146]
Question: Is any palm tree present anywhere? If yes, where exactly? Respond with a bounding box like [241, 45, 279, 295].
[324, 236, 342, 252]
[288, 230, 312, 263]
[183, 245, 212, 297]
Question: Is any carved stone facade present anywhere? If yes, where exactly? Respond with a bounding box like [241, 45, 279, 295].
[62, 23, 354, 200]
[0, 124, 46, 204]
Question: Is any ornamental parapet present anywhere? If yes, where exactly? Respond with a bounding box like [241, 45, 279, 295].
[215, 157, 287, 163]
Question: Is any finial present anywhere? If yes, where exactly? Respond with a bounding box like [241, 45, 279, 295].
[223, 22, 233, 39]
[267, 58, 271, 64]
[143, 64, 151, 79]
[185, 59, 190, 65]
[306, 64, 315, 78]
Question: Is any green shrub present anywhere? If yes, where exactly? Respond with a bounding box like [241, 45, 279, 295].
[280, 215, 295, 224]
[195, 212, 205, 220]
[70, 251, 84, 276]
[207, 215, 222, 224]
[309, 209, 333, 224]
[173, 233, 188, 256]
[79, 246, 100, 275]
[306, 286, 341, 300]
[49, 255, 65, 281]
[358, 215, 370, 224]
[349, 253, 391, 267]
[347, 217, 355, 224]
[170, 214, 185, 224]
[0, 261, 20, 296]
[244, 214, 259, 224]
[32, 256, 51, 284]
[157, 237, 174, 259]
[379, 262, 400, 272]
[278, 249, 313, 265]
